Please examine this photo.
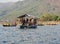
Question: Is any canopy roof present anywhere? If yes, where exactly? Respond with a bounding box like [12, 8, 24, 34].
[17, 14, 28, 18]
[17, 14, 38, 19]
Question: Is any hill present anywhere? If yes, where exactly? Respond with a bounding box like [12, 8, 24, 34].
[0, 0, 60, 21]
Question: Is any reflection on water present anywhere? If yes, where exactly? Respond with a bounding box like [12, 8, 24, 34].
[0, 25, 60, 44]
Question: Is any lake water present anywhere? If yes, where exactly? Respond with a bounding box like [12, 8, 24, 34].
[0, 25, 60, 44]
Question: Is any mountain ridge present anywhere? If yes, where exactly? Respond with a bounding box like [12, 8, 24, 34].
[0, 0, 60, 21]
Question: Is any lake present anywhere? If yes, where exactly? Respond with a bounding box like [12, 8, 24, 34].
[0, 25, 60, 44]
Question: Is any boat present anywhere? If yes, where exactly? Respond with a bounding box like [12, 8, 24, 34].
[3, 25, 10, 27]
[20, 25, 37, 29]
[17, 14, 38, 29]
[3, 21, 17, 27]
[3, 24, 16, 27]
[46, 24, 57, 25]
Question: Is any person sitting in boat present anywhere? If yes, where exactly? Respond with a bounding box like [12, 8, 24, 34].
[34, 18, 37, 25]
[29, 18, 37, 26]
[29, 18, 34, 26]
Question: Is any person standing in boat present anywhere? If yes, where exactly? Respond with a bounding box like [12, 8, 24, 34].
[22, 17, 28, 26]
[29, 18, 34, 26]
[29, 18, 37, 26]
[34, 18, 37, 25]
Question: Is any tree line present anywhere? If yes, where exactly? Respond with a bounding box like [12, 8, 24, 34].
[40, 13, 60, 21]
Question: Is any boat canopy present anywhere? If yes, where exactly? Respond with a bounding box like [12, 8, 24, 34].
[17, 14, 38, 19]
[17, 14, 28, 18]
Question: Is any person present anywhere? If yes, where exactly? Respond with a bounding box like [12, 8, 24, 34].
[29, 18, 34, 26]
[22, 17, 28, 26]
[29, 18, 37, 26]
[22, 18, 25, 25]
[34, 18, 37, 25]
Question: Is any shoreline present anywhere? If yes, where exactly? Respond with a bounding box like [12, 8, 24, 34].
[0, 21, 60, 26]
[37, 21, 60, 26]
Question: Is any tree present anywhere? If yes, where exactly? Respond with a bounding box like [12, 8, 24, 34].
[41, 13, 52, 21]
[40, 13, 59, 21]
[57, 17, 60, 21]
[51, 15, 58, 21]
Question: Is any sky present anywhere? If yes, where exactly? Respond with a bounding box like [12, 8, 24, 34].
[0, 0, 24, 2]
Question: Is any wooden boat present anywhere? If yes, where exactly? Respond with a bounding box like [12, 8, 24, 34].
[3, 25, 16, 27]
[46, 24, 57, 25]
[3, 25, 10, 27]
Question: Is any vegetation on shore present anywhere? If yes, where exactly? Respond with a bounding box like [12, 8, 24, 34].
[40, 13, 60, 21]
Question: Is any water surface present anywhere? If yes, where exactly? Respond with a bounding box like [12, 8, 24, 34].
[0, 25, 60, 44]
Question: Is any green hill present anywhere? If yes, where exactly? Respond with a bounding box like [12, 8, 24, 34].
[0, 0, 60, 21]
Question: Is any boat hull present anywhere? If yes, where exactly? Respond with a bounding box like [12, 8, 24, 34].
[3, 25, 16, 27]
[20, 25, 37, 29]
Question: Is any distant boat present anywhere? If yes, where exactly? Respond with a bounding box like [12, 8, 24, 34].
[17, 14, 37, 29]
[38, 24, 44, 26]
[3, 24, 16, 27]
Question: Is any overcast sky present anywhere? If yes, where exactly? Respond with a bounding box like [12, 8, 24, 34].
[0, 0, 24, 2]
